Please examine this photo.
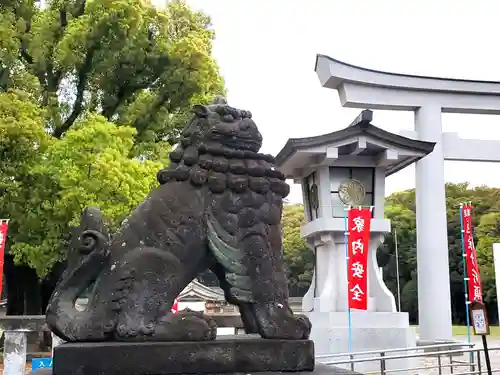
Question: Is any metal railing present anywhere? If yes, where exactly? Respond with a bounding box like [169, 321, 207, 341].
[317, 342, 473, 373]
[318, 342, 500, 374]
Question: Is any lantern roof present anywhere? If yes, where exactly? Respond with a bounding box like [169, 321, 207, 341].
[275, 110, 436, 178]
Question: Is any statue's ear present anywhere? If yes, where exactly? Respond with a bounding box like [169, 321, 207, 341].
[192, 105, 210, 118]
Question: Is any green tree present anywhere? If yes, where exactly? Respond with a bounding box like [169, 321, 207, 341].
[476, 212, 500, 305]
[1, 0, 224, 145]
[379, 183, 500, 324]
[4, 113, 163, 277]
[0, 99, 166, 313]
[0, 0, 225, 314]
[0, 91, 51, 263]
[0, 90, 49, 196]
[282, 204, 313, 296]
[377, 202, 418, 320]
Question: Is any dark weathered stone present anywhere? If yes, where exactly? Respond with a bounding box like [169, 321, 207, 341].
[31, 364, 364, 375]
[52, 337, 315, 375]
[46, 97, 311, 344]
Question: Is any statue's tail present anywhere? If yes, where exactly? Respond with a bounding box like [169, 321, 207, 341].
[46, 229, 110, 341]
[46, 208, 111, 341]
[63, 207, 109, 277]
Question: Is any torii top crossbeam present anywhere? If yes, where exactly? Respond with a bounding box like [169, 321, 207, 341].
[315, 54, 500, 114]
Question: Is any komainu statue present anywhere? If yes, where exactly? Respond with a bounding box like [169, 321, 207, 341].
[46, 98, 312, 342]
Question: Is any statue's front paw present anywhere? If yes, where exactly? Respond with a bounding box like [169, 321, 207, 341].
[115, 320, 154, 339]
[154, 309, 218, 341]
[266, 313, 311, 340]
[294, 314, 312, 339]
[254, 302, 312, 340]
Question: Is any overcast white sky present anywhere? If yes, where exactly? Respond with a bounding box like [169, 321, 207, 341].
[155, 0, 500, 203]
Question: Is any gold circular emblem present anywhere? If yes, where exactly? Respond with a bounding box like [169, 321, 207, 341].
[338, 179, 366, 205]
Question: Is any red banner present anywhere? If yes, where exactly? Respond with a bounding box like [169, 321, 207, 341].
[0, 220, 8, 299]
[347, 208, 371, 310]
[171, 297, 179, 313]
[461, 204, 483, 303]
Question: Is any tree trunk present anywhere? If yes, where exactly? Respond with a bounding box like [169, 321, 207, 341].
[4, 254, 42, 315]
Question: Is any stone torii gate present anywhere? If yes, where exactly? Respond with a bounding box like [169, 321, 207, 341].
[315, 54, 500, 343]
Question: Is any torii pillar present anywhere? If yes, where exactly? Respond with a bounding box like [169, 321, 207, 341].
[315, 55, 500, 342]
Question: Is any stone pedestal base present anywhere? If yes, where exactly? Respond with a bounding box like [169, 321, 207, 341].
[308, 311, 416, 375]
[52, 335, 316, 375]
[32, 363, 363, 375]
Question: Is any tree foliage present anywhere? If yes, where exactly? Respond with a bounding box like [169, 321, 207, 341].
[377, 183, 500, 324]
[281, 204, 314, 296]
[1, 0, 224, 146]
[0, 0, 225, 314]
[1, 91, 163, 276]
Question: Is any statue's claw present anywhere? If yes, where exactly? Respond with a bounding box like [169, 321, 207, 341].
[296, 315, 313, 339]
[112, 308, 218, 342]
[252, 302, 312, 340]
[141, 323, 155, 336]
[152, 309, 217, 341]
[115, 319, 155, 340]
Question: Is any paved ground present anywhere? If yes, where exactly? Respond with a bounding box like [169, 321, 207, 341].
[333, 336, 500, 374]
[417, 336, 500, 374]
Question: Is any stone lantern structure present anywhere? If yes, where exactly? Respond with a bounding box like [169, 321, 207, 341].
[275, 110, 435, 372]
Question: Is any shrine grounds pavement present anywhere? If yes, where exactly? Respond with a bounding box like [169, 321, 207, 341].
[418, 336, 500, 374]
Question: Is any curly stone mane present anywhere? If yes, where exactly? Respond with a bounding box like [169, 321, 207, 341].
[156, 100, 290, 199]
